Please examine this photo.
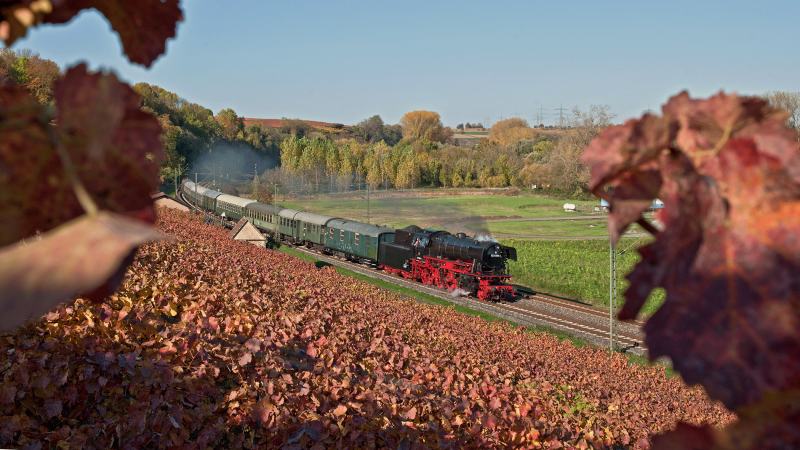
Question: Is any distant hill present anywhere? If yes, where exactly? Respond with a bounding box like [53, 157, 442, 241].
[243, 118, 352, 129]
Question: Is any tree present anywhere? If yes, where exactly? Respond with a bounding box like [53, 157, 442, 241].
[382, 123, 403, 146]
[279, 118, 311, 138]
[489, 117, 539, 146]
[400, 110, 451, 143]
[457, 123, 464, 130]
[763, 91, 800, 133]
[356, 115, 385, 143]
[465, 122, 472, 129]
[217, 108, 243, 141]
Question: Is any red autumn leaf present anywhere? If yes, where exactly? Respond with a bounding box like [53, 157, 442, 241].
[0, 65, 163, 247]
[631, 139, 800, 409]
[0, 211, 163, 332]
[0, 383, 17, 403]
[244, 337, 261, 352]
[402, 406, 417, 421]
[238, 352, 252, 366]
[38, 0, 183, 68]
[251, 400, 272, 423]
[585, 92, 800, 411]
[332, 404, 347, 418]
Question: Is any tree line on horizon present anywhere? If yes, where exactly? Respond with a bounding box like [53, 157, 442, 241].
[5, 48, 800, 198]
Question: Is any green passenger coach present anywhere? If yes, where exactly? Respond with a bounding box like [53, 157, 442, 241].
[325, 219, 395, 263]
[215, 194, 255, 221]
[293, 212, 337, 247]
[245, 202, 284, 236]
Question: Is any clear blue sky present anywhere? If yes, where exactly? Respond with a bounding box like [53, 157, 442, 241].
[6, 0, 799, 127]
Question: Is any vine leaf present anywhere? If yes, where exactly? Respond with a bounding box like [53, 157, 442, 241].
[0, 211, 164, 332]
[0, 64, 163, 247]
[584, 92, 800, 411]
[1, 0, 183, 68]
[640, 138, 800, 409]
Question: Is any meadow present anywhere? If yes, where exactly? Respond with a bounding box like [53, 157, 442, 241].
[502, 237, 666, 318]
[281, 190, 602, 230]
[473, 218, 647, 237]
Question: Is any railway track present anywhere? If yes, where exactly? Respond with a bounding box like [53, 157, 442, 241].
[177, 191, 650, 358]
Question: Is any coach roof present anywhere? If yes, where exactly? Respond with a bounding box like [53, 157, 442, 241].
[293, 211, 338, 227]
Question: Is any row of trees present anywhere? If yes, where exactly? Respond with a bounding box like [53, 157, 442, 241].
[6, 49, 798, 195]
[456, 122, 485, 129]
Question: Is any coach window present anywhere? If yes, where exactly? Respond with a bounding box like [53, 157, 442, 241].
[329, 229, 334, 239]
[355, 233, 359, 245]
[340, 230, 344, 241]
[366, 236, 370, 247]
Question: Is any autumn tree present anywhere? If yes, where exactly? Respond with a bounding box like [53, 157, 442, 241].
[545, 105, 615, 192]
[279, 117, 312, 138]
[217, 108, 244, 141]
[489, 117, 539, 146]
[400, 110, 452, 143]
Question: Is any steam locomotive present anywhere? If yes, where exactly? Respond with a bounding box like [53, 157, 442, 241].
[181, 180, 518, 301]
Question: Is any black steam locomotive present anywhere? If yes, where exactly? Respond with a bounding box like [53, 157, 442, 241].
[380, 226, 517, 300]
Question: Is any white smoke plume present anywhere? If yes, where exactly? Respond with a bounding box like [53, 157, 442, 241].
[450, 288, 470, 297]
[474, 234, 498, 243]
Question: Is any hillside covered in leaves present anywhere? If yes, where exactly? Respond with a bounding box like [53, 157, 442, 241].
[0, 209, 734, 449]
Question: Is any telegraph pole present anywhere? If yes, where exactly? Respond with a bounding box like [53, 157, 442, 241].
[609, 240, 617, 351]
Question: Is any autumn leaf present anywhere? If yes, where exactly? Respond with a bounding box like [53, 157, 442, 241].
[402, 406, 417, 421]
[332, 404, 347, 417]
[2, 0, 183, 68]
[251, 400, 273, 423]
[637, 139, 800, 408]
[238, 352, 252, 366]
[0, 65, 163, 247]
[0, 211, 164, 331]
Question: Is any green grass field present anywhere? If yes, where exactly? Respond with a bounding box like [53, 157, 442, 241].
[282, 192, 603, 230]
[501, 237, 665, 318]
[478, 219, 646, 237]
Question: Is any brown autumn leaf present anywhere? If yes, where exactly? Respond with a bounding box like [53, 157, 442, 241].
[44, 0, 183, 68]
[0, 64, 163, 247]
[1, 0, 182, 68]
[0, 211, 164, 332]
[0, 0, 63, 45]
